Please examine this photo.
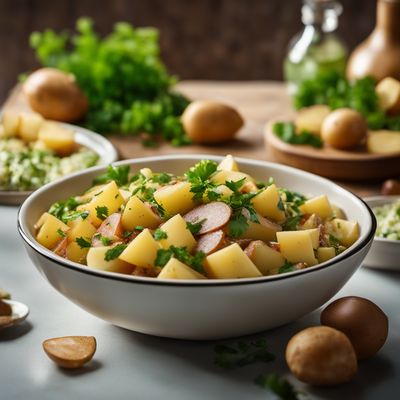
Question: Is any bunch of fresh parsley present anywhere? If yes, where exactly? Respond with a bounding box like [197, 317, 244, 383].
[29, 18, 190, 146]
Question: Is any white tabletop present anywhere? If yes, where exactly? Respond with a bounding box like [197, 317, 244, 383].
[1, 205, 399, 400]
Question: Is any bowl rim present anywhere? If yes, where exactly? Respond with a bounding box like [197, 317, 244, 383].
[18, 154, 376, 287]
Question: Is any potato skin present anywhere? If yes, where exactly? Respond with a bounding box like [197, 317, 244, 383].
[181, 100, 243, 144]
[286, 326, 357, 386]
[321, 108, 367, 150]
[23, 68, 88, 122]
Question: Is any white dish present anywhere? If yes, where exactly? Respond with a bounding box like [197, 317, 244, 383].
[0, 300, 29, 329]
[18, 155, 375, 340]
[363, 195, 400, 271]
[0, 122, 118, 205]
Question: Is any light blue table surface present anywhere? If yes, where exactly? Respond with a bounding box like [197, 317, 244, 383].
[1, 205, 399, 400]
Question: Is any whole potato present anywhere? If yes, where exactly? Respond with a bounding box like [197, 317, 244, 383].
[181, 100, 243, 144]
[23, 68, 88, 122]
[321, 108, 367, 150]
[286, 326, 357, 386]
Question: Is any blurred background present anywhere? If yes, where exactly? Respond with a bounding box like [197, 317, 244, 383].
[0, 0, 376, 102]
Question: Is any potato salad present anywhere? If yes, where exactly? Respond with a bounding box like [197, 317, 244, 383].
[35, 155, 360, 280]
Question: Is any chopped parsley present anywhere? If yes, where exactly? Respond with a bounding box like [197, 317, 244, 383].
[255, 373, 301, 400]
[75, 236, 92, 249]
[154, 229, 168, 241]
[278, 261, 295, 274]
[95, 206, 109, 221]
[185, 160, 218, 201]
[61, 210, 90, 223]
[57, 228, 67, 238]
[93, 164, 130, 187]
[150, 173, 173, 185]
[186, 219, 206, 235]
[328, 233, 341, 252]
[49, 197, 80, 219]
[94, 233, 112, 246]
[281, 215, 302, 231]
[104, 243, 127, 261]
[273, 121, 323, 148]
[155, 246, 205, 273]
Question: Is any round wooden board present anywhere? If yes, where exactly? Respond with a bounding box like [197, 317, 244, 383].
[265, 123, 400, 182]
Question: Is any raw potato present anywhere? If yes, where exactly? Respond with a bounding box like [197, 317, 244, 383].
[381, 179, 400, 195]
[86, 245, 133, 274]
[122, 195, 161, 231]
[23, 68, 88, 122]
[1, 111, 20, 137]
[286, 326, 357, 386]
[376, 77, 400, 114]
[119, 229, 160, 268]
[154, 181, 195, 216]
[295, 104, 331, 135]
[317, 247, 336, 263]
[157, 258, 206, 280]
[159, 214, 196, 251]
[36, 213, 69, 249]
[0, 299, 12, 316]
[299, 195, 333, 219]
[251, 184, 286, 222]
[244, 240, 285, 275]
[38, 122, 76, 156]
[330, 218, 359, 247]
[321, 108, 367, 150]
[205, 243, 262, 279]
[217, 154, 239, 171]
[42, 336, 96, 369]
[182, 100, 243, 144]
[18, 112, 44, 142]
[367, 130, 400, 154]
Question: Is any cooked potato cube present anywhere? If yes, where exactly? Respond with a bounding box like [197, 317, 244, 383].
[331, 218, 359, 247]
[244, 240, 285, 275]
[317, 247, 336, 263]
[157, 258, 206, 280]
[299, 195, 333, 219]
[205, 243, 262, 279]
[217, 154, 239, 171]
[300, 214, 319, 230]
[18, 112, 44, 142]
[38, 122, 76, 156]
[159, 214, 196, 251]
[241, 213, 281, 242]
[67, 218, 96, 242]
[1, 111, 20, 137]
[295, 105, 331, 135]
[77, 181, 124, 227]
[36, 213, 69, 249]
[66, 241, 90, 264]
[121, 195, 161, 231]
[331, 205, 346, 219]
[376, 77, 400, 114]
[251, 184, 286, 222]
[78, 184, 107, 202]
[119, 229, 160, 268]
[211, 170, 254, 187]
[367, 130, 400, 154]
[276, 230, 318, 266]
[154, 181, 195, 216]
[87, 246, 133, 274]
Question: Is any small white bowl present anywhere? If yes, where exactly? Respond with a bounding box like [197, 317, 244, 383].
[18, 155, 375, 340]
[363, 195, 400, 271]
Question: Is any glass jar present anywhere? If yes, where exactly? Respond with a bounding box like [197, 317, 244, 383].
[284, 0, 347, 95]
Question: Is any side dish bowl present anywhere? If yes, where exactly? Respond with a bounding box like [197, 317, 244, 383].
[18, 155, 375, 340]
[363, 195, 400, 271]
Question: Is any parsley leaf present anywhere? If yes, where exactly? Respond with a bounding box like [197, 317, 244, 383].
[95, 206, 109, 221]
[228, 212, 249, 238]
[155, 246, 205, 273]
[61, 210, 90, 223]
[57, 228, 67, 238]
[186, 219, 206, 235]
[93, 165, 130, 187]
[94, 233, 112, 246]
[278, 261, 295, 274]
[49, 197, 80, 220]
[185, 160, 218, 202]
[273, 122, 323, 149]
[154, 229, 168, 241]
[76, 237, 92, 249]
[150, 173, 172, 185]
[225, 178, 246, 193]
[214, 339, 275, 369]
[281, 215, 302, 231]
[255, 373, 300, 400]
[104, 243, 127, 261]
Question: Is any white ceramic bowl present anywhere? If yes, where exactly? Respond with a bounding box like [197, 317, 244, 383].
[18, 155, 376, 340]
[363, 195, 400, 271]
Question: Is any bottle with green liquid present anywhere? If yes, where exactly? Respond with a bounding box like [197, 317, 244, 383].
[284, 0, 347, 95]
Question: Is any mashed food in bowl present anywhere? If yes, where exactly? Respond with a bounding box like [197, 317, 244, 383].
[34, 155, 359, 280]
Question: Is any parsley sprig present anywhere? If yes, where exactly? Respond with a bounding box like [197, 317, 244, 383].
[93, 165, 131, 187]
[185, 160, 219, 202]
[154, 229, 168, 241]
[104, 243, 127, 261]
[155, 246, 205, 273]
[186, 220, 205, 235]
[95, 206, 109, 221]
[255, 373, 301, 400]
[273, 122, 323, 149]
[76, 236, 92, 249]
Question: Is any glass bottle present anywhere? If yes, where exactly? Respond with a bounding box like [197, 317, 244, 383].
[284, 0, 347, 95]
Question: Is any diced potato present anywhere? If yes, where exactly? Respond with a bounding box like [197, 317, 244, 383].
[18, 112, 44, 142]
[331, 205, 346, 219]
[331, 218, 359, 247]
[300, 213, 319, 230]
[66, 241, 89, 264]
[157, 258, 206, 280]
[276, 230, 318, 266]
[211, 170, 254, 187]
[241, 181, 258, 193]
[240, 214, 281, 242]
[78, 184, 107, 202]
[77, 181, 124, 227]
[205, 243, 262, 279]
[367, 130, 400, 154]
[159, 214, 196, 251]
[119, 229, 160, 268]
[317, 247, 336, 263]
[299, 195, 333, 219]
[154, 181, 195, 216]
[119, 189, 132, 203]
[38, 122, 76, 156]
[121, 195, 161, 231]
[87, 246, 133, 274]
[212, 184, 233, 198]
[251, 184, 286, 222]
[376, 77, 400, 114]
[244, 240, 285, 275]
[36, 213, 70, 249]
[295, 105, 331, 135]
[1, 111, 20, 137]
[308, 228, 320, 249]
[67, 218, 96, 242]
[217, 154, 239, 171]
[139, 167, 153, 179]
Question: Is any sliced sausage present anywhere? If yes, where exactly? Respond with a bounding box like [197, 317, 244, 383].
[195, 230, 226, 255]
[183, 202, 232, 234]
[92, 213, 123, 247]
[53, 237, 68, 258]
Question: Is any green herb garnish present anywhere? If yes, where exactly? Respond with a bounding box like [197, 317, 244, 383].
[95, 206, 109, 221]
[186, 219, 205, 235]
[93, 165, 130, 187]
[154, 229, 168, 241]
[185, 160, 218, 201]
[94, 233, 112, 246]
[75, 236, 92, 249]
[273, 122, 323, 148]
[104, 243, 127, 261]
[255, 373, 300, 400]
[278, 261, 295, 274]
[61, 210, 90, 223]
[57, 228, 67, 238]
[155, 246, 205, 273]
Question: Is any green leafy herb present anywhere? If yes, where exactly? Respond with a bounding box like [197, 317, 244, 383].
[277, 197, 285, 211]
[255, 373, 300, 400]
[95, 206, 109, 221]
[154, 229, 168, 241]
[328, 233, 341, 252]
[279, 261, 295, 274]
[225, 178, 246, 193]
[150, 173, 173, 185]
[57, 228, 67, 238]
[214, 339, 275, 370]
[135, 226, 145, 231]
[61, 210, 90, 223]
[281, 215, 302, 231]
[273, 122, 323, 148]
[228, 212, 249, 238]
[93, 165, 131, 187]
[76, 236, 92, 249]
[94, 234, 112, 246]
[185, 160, 218, 201]
[104, 243, 127, 261]
[155, 246, 205, 273]
[186, 219, 206, 235]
